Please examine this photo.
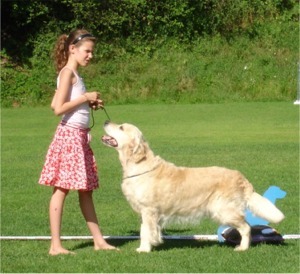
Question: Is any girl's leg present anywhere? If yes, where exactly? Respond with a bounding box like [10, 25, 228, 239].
[49, 187, 74, 255]
[78, 190, 118, 250]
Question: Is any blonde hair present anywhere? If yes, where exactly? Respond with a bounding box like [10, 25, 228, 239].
[53, 29, 96, 73]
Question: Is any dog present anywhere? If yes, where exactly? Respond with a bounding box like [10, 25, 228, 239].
[101, 121, 285, 252]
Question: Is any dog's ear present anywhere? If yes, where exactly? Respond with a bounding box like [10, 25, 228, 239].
[132, 136, 147, 163]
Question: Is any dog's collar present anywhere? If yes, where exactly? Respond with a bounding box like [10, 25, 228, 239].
[123, 165, 159, 180]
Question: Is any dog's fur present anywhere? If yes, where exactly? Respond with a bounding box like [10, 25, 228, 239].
[101, 121, 285, 252]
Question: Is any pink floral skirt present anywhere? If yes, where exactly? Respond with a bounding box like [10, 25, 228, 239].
[38, 123, 99, 191]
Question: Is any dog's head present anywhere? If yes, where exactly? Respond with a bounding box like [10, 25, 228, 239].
[101, 121, 148, 163]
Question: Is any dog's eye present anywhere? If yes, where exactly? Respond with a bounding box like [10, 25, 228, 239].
[119, 126, 124, 131]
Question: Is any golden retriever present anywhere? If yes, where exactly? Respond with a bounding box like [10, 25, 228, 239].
[101, 121, 285, 252]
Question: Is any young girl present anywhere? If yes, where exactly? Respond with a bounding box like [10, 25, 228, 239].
[39, 29, 117, 255]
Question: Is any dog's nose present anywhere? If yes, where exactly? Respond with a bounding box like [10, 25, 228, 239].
[104, 120, 110, 126]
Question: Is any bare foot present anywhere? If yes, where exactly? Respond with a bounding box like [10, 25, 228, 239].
[49, 247, 76, 256]
[94, 242, 120, 251]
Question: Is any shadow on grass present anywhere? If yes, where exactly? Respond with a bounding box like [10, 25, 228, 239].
[155, 239, 219, 251]
[70, 227, 288, 252]
[71, 238, 221, 252]
[70, 230, 140, 251]
[71, 229, 223, 252]
[70, 239, 137, 251]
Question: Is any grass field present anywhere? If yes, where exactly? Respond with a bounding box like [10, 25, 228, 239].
[1, 102, 299, 273]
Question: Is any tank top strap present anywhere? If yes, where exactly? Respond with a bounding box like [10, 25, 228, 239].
[57, 66, 79, 86]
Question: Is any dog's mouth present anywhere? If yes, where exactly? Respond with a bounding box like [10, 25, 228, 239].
[101, 135, 118, 147]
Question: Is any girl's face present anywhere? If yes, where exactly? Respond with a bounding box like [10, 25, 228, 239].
[70, 40, 95, 67]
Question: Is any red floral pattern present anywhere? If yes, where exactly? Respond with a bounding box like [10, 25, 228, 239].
[39, 124, 99, 191]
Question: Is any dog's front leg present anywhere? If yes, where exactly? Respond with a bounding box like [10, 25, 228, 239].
[137, 222, 152, 253]
[137, 209, 160, 253]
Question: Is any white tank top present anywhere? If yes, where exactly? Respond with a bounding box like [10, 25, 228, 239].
[57, 67, 90, 128]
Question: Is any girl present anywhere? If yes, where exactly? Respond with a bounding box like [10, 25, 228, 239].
[39, 29, 117, 255]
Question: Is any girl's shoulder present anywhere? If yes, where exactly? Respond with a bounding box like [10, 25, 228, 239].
[59, 66, 75, 77]
[58, 67, 79, 85]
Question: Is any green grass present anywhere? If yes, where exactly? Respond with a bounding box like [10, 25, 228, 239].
[1, 102, 299, 273]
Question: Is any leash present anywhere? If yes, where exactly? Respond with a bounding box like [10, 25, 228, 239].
[102, 107, 111, 121]
[90, 107, 111, 129]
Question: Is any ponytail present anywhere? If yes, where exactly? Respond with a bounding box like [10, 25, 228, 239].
[53, 34, 68, 74]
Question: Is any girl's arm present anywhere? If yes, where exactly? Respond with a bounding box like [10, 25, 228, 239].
[51, 69, 98, 116]
[51, 90, 58, 110]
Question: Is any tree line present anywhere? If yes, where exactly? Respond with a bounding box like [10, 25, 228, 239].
[1, 0, 296, 64]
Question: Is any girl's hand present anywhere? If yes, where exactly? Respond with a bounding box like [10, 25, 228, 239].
[89, 99, 104, 110]
[84, 91, 100, 102]
[84, 92, 104, 110]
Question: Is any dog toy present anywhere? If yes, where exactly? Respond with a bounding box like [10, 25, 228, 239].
[217, 185, 286, 243]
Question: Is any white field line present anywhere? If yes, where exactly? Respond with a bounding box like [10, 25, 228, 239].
[0, 234, 299, 240]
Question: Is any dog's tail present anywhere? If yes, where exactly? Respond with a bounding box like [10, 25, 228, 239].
[247, 192, 285, 224]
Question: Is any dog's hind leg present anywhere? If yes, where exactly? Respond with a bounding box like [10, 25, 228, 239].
[217, 209, 251, 251]
[137, 209, 161, 253]
[233, 221, 251, 251]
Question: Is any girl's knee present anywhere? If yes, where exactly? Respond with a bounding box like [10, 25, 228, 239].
[53, 187, 69, 196]
[78, 190, 93, 199]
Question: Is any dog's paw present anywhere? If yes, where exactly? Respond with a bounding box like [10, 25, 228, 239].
[151, 239, 163, 246]
[234, 245, 248, 252]
[136, 247, 151, 253]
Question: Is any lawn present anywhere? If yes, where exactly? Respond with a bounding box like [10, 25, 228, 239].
[1, 102, 299, 273]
